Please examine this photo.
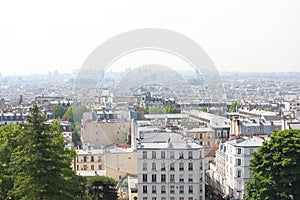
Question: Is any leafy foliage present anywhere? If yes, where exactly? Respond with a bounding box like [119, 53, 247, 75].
[0, 105, 87, 199]
[228, 101, 241, 112]
[87, 176, 118, 200]
[245, 129, 300, 200]
[63, 105, 87, 148]
[0, 125, 22, 199]
[64, 105, 87, 123]
[144, 106, 181, 114]
[52, 104, 67, 119]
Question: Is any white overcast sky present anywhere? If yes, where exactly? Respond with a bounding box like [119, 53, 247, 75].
[0, 0, 299, 75]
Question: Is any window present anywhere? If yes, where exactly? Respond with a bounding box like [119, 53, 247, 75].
[152, 163, 156, 170]
[152, 185, 156, 193]
[143, 163, 147, 171]
[179, 198, 184, 200]
[237, 170, 242, 178]
[188, 162, 193, 171]
[91, 156, 94, 162]
[188, 151, 193, 159]
[143, 174, 147, 182]
[237, 159, 241, 166]
[143, 185, 147, 193]
[161, 174, 166, 182]
[152, 198, 156, 200]
[170, 185, 175, 193]
[179, 162, 184, 171]
[161, 163, 166, 171]
[223, 130, 228, 137]
[152, 151, 156, 159]
[188, 174, 193, 182]
[143, 197, 147, 200]
[170, 174, 175, 182]
[188, 197, 193, 200]
[143, 151, 147, 159]
[179, 151, 184, 159]
[188, 185, 193, 193]
[83, 156, 87, 162]
[91, 165, 94, 170]
[161, 197, 166, 200]
[83, 165, 88, 170]
[98, 165, 102, 170]
[179, 185, 184, 194]
[98, 156, 102, 162]
[170, 163, 175, 171]
[170, 151, 174, 159]
[237, 148, 241, 155]
[161, 185, 166, 193]
[179, 174, 184, 182]
[152, 174, 156, 182]
[161, 151, 166, 159]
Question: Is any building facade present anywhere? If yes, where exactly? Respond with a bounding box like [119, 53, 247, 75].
[137, 132, 205, 200]
[225, 137, 263, 199]
[74, 148, 106, 177]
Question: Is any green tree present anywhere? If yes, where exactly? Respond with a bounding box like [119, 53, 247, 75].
[87, 176, 117, 200]
[228, 101, 241, 112]
[64, 106, 86, 148]
[52, 104, 67, 119]
[0, 125, 22, 199]
[200, 107, 208, 112]
[8, 105, 86, 199]
[64, 105, 87, 123]
[143, 106, 181, 114]
[245, 129, 300, 200]
[164, 106, 181, 114]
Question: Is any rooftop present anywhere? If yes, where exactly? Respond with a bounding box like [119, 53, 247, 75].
[227, 137, 265, 147]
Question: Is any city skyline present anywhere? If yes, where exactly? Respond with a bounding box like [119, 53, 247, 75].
[0, 0, 300, 75]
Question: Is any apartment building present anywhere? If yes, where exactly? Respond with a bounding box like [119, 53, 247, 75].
[137, 132, 205, 200]
[75, 148, 106, 177]
[209, 137, 264, 199]
[185, 127, 215, 146]
[285, 100, 300, 111]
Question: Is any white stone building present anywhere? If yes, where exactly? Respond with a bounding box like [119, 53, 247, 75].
[137, 132, 205, 200]
[225, 137, 264, 199]
[215, 142, 227, 196]
[285, 100, 300, 111]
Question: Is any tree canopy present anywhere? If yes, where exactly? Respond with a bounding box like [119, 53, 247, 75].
[52, 104, 67, 119]
[0, 105, 87, 199]
[228, 101, 241, 112]
[245, 129, 300, 200]
[0, 124, 21, 198]
[144, 106, 181, 114]
[63, 105, 87, 148]
[64, 105, 87, 123]
[87, 176, 118, 200]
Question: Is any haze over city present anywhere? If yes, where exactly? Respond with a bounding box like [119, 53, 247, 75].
[0, 0, 300, 75]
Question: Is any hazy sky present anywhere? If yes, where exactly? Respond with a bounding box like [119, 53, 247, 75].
[0, 0, 299, 75]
